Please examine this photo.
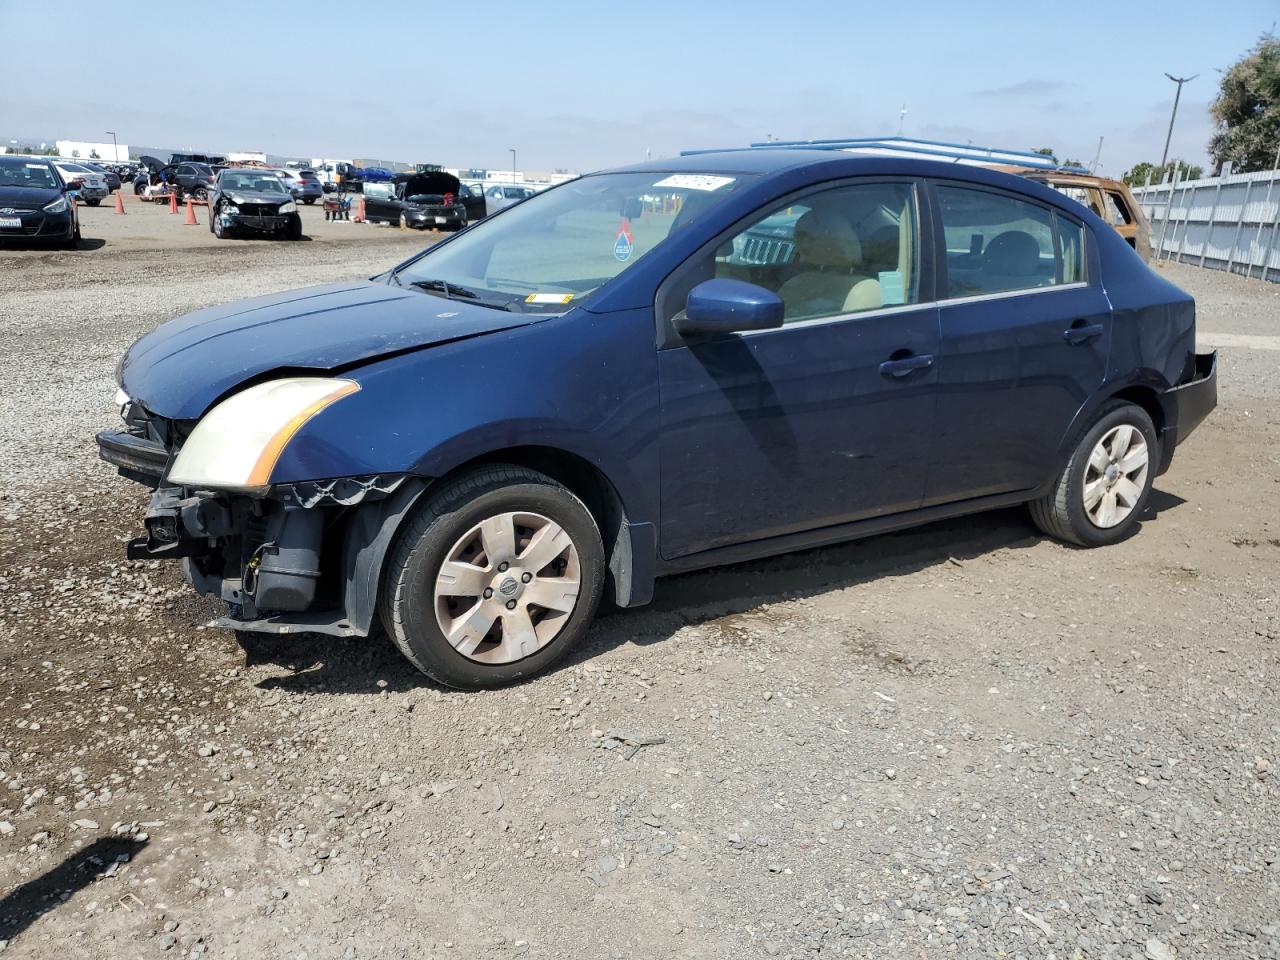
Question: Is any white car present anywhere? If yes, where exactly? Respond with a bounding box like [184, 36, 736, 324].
[52, 162, 109, 206]
[484, 183, 536, 214]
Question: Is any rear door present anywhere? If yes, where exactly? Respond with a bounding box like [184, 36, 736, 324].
[924, 180, 1110, 505]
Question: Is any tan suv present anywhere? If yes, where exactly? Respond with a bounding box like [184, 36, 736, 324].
[1001, 168, 1153, 262]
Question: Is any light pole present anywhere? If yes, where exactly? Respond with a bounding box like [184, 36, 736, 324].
[509, 148, 516, 185]
[106, 131, 118, 163]
[1160, 73, 1197, 169]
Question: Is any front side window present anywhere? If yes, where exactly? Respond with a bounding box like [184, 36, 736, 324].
[937, 185, 1081, 297]
[393, 170, 754, 314]
[709, 181, 920, 324]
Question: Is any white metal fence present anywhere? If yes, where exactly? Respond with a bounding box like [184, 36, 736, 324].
[1132, 168, 1280, 282]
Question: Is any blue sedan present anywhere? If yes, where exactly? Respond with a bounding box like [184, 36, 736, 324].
[98, 150, 1216, 688]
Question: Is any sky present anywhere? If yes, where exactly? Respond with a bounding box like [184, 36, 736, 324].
[1, 0, 1275, 176]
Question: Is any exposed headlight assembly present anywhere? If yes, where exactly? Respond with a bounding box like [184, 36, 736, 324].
[43, 196, 69, 214]
[278, 201, 298, 214]
[168, 378, 359, 493]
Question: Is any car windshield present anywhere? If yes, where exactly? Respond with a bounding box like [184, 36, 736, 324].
[220, 173, 287, 194]
[394, 170, 754, 312]
[0, 158, 59, 189]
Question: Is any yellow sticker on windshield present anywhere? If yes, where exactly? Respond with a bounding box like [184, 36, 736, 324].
[525, 293, 574, 304]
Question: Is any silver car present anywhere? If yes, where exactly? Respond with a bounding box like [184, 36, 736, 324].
[52, 162, 110, 206]
[483, 183, 536, 214]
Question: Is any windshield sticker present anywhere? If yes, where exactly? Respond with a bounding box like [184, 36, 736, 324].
[525, 293, 574, 305]
[614, 218, 635, 262]
[25, 163, 47, 169]
[653, 174, 736, 192]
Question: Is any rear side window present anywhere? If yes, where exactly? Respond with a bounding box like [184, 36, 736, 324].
[1104, 192, 1132, 225]
[937, 185, 1083, 297]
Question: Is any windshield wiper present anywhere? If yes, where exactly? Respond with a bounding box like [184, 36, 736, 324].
[408, 279, 480, 300]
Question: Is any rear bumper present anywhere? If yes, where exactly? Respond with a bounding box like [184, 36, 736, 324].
[1157, 351, 1216, 472]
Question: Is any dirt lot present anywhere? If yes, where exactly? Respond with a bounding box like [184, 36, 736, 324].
[0, 205, 1277, 960]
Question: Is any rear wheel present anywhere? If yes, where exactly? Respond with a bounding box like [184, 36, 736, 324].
[1030, 400, 1158, 547]
[380, 466, 605, 688]
[193, 186, 209, 201]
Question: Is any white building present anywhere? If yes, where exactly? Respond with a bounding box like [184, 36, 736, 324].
[55, 139, 129, 163]
[227, 151, 267, 164]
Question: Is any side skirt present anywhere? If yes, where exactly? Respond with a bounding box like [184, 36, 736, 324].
[658, 488, 1039, 577]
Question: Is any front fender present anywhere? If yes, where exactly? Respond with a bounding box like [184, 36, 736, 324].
[268, 308, 662, 529]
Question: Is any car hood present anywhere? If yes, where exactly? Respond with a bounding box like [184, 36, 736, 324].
[119, 281, 538, 420]
[0, 185, 61, 208]
[222, 188, 291, 204]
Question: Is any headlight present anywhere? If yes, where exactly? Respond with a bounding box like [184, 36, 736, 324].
[231, 194, 246, 205]
[279, 201, 298, 214]
[167, 378, 359, 493]
[43, 196, 69, 214]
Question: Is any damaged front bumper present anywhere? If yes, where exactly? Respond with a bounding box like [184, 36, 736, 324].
[113, 473, 426, 638]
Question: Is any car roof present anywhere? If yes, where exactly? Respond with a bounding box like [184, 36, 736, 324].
[1001, 166, 1131, 191]
[603, 148, 1070, 193]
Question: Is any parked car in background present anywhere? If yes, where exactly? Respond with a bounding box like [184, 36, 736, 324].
[275, 168, 323, 204]
[362, 172, 483, 229]
[0, 155, 80, 247]
[313, 161, 357, 193]
[100, 151, 1215, 689]
[83, 162, 122, 192]
[137, 157, 216, 200]
[483, 183, 536, 214]
[1003, 168, 1153, 262]
[51, 161, 109, 206]
[208, 168, 302, 240]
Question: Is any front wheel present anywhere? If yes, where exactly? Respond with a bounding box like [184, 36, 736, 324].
[380, 466, 605, 688]
[84, 198, 101, 207]
[212, 209, 231, 239]
[1029, 400, 1158, 547]
[284, 215, 303, 240]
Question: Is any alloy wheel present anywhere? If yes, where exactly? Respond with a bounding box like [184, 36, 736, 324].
[433, 511, 581, 664]
[1082, 424, 1149, 528]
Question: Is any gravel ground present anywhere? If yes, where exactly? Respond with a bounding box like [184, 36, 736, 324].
[0, 217, 1277, 960]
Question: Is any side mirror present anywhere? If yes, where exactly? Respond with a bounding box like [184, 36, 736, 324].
[676, 279, 784, 337]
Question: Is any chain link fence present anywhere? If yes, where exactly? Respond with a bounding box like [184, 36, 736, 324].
[1132, 167, 1280, 282]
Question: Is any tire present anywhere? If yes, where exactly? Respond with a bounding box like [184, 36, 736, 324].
[84, 198, 101, 207]
[212, 209, 231, 239]
[193, 186, 208, 201]
[380, 466, 605, 689]
[63, 223, 80, 250]
[1029, 400, 1159, 547]
[285, 216, 303, 241]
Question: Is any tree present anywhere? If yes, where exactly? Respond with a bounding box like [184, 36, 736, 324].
[89, 149, 100, 159]
[1210, 33, 1280, 173]
[71, 149, 80, 158]
[1031, 147, 1057, 162]
[1060, 158, 1086, 169]
[1121, 159, 1204, 186]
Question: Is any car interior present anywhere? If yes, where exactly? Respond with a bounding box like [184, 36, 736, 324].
[713, 182, 916, 322]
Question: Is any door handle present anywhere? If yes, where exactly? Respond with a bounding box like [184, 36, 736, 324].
[1063, 323, 1105, 345]
[879, 353, 934, 378]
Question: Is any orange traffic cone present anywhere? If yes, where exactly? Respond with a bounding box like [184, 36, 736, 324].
[169, 192, 178, 214]
[354, 196, 366, 223]
[184, 199, 198, 225]
[114, 191, 126, 215]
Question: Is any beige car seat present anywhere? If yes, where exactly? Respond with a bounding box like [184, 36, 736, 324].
[777, 208, 881, 318]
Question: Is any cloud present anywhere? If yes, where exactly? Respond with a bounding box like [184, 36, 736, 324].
[975, 80, 1071, 99]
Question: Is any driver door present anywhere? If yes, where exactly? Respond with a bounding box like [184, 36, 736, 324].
[657, 179, 940, 559]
